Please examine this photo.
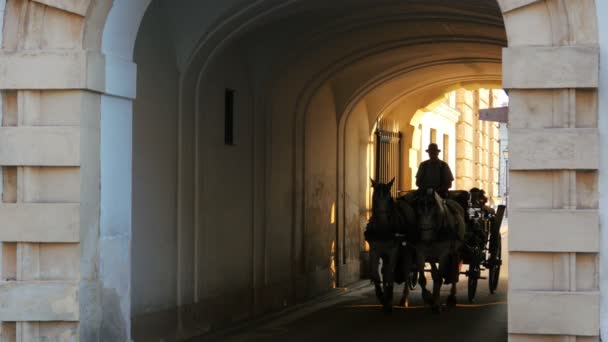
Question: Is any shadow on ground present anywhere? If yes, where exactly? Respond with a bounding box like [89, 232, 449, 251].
[193, 274, 508, 342]
[193, 223, 510, 342]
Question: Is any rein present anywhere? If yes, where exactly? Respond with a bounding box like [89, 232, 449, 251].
[369, 193, 403, 241]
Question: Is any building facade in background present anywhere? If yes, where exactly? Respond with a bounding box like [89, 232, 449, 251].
[398, 88, 502, 205]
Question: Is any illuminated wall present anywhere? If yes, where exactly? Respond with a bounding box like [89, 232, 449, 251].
[387, 88, 502, 204]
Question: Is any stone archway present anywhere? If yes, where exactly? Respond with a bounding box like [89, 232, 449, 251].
[0, 1, 601, 341]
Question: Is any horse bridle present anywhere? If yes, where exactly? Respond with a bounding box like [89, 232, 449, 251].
[372, 189, 395, 225]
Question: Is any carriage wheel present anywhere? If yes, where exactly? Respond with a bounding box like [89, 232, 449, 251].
[487, 205, 505, 294]
[409, 270, 418, 290]
[467, 256, 480, 303]
[489, 234, 502, 294]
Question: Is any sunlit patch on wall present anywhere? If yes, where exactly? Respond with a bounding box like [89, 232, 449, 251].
[330, 240, 337, 288]
[330, 202, 336, 224]
[366, 137, 374, 219]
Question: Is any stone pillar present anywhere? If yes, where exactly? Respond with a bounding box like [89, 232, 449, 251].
[500, 1, 601, 340]
[0, 1, 103, 341]
[0, 90, 84, 340]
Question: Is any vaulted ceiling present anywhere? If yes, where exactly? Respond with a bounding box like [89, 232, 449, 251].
[157, 0, 506, 125]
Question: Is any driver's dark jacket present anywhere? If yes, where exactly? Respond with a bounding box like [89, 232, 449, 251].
[415, 159, 454, 194]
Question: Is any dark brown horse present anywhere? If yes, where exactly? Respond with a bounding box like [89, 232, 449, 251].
[404, 189, 464, 313]
[365, 178, 416, 313]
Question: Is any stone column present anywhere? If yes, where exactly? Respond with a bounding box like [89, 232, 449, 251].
[0, 90, 85, 340]
[500, 1, 601, 340]
[0, 1, 104, 341]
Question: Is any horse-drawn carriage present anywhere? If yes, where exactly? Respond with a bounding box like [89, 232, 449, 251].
[365, 180, 505, 313]
[446, 189, 505, 302]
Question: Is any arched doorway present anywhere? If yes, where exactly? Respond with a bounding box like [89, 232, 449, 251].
[0, 0, 601, 341]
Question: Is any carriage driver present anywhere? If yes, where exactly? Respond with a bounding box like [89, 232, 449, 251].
[415, 143, 454, 199]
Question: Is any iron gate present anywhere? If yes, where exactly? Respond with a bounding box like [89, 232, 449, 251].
[374, 122, 401, 197]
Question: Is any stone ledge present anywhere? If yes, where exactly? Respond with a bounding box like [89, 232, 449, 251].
[32, 0, 90, 16]
[509, 128, 598, 170]
[0, 281, 78, 321]
[509, 209, 599, 252]
[503, 46, 599, 89]
[0, 127, 80, 166]
[0, 203, 79, 242]
[497, 0, 542, 13]
[0, 50, 104, 91]
[509, 291, 599, 336]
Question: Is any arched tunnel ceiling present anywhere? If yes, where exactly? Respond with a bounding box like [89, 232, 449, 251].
[159, 0, 506, 126]
[232, 0, 506, 126]
[332, 44, 502, 125]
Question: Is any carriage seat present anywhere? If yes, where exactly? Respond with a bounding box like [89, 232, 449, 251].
[447, 190, 470, 212]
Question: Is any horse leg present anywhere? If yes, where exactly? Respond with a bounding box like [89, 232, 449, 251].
[416, 249, 433, 305]
[399, 283, 409, 308]
[430, 262, 443, 314]
[399, 250, 412, 307]
[370, 246, 384, 304]
[382, 245, 398, 314]
[442, 245, 458, 307]
[374, 280, 384, 304]
[419, 270, 433, 305]
[383, 281, 394, 314]
[446, 283, 458, 307]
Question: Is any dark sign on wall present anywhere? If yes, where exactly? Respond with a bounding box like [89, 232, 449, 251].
[479, 106, 508, 123]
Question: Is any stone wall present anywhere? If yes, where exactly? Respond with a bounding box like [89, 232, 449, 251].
[0, 1, 602, 341]
[0, 1, 95, 340]
[455, 88, 501, 203]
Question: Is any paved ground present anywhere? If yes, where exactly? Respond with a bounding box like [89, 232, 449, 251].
[193, 222, 509, 342]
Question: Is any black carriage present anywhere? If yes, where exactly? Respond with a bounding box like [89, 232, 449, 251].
[366, 185, 505, 308]
[447, 189, 505, 303]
